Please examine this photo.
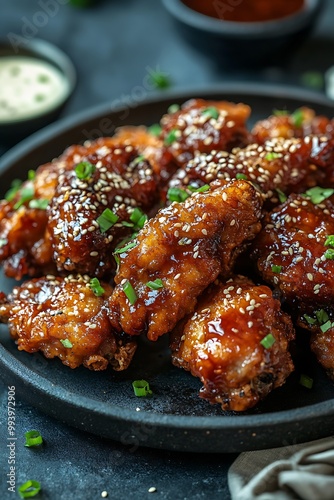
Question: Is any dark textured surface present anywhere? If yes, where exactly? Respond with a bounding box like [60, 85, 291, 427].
[1, 0, 334, 498]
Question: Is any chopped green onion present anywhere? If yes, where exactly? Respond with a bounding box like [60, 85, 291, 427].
[260, 333, 276, 349]
[235, 173, 248, 180]
[13, 184, 35, 210]
[168, 103, 180, 114]
[188, 184, 210, 193]
[147, 69, 171, 89]
[291, 108, 304, 127]
[5, 179, 22, 201]
[97, 208, 119, 233]
[130, 207, 147, 229]
[28, 199, 49, 210]
[60, 339, 73, 348]
[265, 152, 280, 161]
[202, 106, 219, 120]
[0, 238, 8, 248]
[133, 155, 145, 165]
[164, 129, 179, 146]
[315, 309, 329, 325]
[18, 480, 41, 498]
[304, 187, 334, 204]
[24, 430, 43, 447]
[132, 380, 153, 397]
[303, 314, 317, 325]
[148, 124, 162, 136]
[75, 161, 96, 180]
[146, 279, 164, 290]
[27, 170, 36, 181]
[114, 253, 120, 270]
[167, 187, 190, 203]
[276, 188, 287, 203]
[299, 374, 313, 389]
[320, 320, 332, 333]
[273, 109, 288, 116]
[122, 221, 134, 228]
[89, 277, 105, 297]
[324, 248, 334, 260]
[300, 71, 324, 90]
[271, 265, 282, 273]
[325, 235, 334, 247]
[114, 241, 137, 254]
[122, 280, 137, 305]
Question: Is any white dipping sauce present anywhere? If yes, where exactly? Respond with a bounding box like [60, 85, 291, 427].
[0, 56, 70, 122]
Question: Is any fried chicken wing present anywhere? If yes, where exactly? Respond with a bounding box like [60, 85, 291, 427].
[166, 135, 334, 205]
[253, 192, 334, 310]
[171, 276, 295, 411]
[251, 107, 334, 143]
[310, 326, 334, 380]
[0, 274, 136, 371]
[297, 313, 334, 381]
[48, 143, 163, 278]
[0, 159, 67, 279]
[60, 127, 177, 189]
[109, 180, 263, 341]
[160, 99, 250, 167]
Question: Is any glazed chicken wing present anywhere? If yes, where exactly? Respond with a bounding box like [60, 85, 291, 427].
[253, 192, 334, 311]
[298, 313, 334, 381]
[60, 126, 177, 187]
[109, 180, 263, 341]
[171, 276, 295, 411]
[48, 143, 162, 278]
[0, 274, 136, 371]
[160, 99, 250, 167]
[251, 107, 334, 143]
[166, 135, 334, 205]
[0, 159, 68, 279]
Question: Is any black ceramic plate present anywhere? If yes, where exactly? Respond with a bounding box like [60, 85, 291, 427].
[1, 84, 334, 454]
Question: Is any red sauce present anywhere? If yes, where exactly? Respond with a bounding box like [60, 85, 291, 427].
[182, 0, 305, 23]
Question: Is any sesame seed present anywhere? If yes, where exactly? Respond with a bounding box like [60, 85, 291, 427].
[148, 487, 157, 493]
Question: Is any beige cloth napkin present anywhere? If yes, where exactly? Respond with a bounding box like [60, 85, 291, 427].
[228, 437, 334, 500]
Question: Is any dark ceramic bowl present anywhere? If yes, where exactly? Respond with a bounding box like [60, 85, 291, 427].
[162, 0, 324, 67]
[0, 38, 76, 144]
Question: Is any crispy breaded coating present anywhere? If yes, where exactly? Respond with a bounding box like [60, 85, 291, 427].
[0, 275, 136, 371]
[160, 99, 250, 166]
[253, 192, 334, 309]
[171, 276, 295, 411]
[109, 180, 263, 341]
